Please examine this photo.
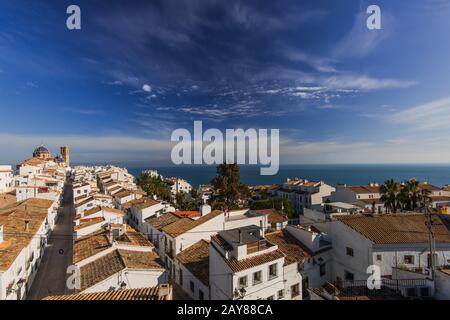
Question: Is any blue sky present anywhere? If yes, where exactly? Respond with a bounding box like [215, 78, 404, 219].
[1, 0, 450, 165]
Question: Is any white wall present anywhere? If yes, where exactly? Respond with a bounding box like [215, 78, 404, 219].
[82, 269, 167, 293]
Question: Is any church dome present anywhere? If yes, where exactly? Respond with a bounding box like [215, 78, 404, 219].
[34, 145, 49, 154]
[33, 145, 51, 159]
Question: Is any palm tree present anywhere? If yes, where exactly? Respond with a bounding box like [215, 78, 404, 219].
[399, 179, 421, 211]
[419, 188, 432, 210]
[380, 179, 400, 213]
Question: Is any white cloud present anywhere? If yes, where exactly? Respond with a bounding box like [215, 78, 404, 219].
[389, 96, 450, 130]
[333, 11, 394, 59]
[321, 74, 416, 91]
[285, 50, 336, 73]
[142, 84, 152, 92]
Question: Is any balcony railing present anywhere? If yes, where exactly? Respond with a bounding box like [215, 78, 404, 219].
[337, 278, 430, 297]
[247, 240, 272, 254]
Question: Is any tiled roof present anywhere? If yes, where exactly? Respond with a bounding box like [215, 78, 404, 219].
[114, 190, 134, 198]
[74, 217, 105, 231]
[116, 227, 153, 247]
[162, 210, 223, 238]
[174, 211, 201, 218]
[265, 230, 311, 266]
[83, 206, 124, 217]
[0, 198, 54, 271]
[73, 230, 111, 263]
[211, 234, 233, 251]
[19, 157, 46, 166]
[73, 227, 153, 264]
[132, 197, 160, 210]
[80, 249, 163, 290]
[335, 214, 450, 244]
[74, 196, 94, 208]
[223, 249, 285, 272]
[350, 186, 380, 194]
[176, 240, 210, 286]
[145, 213, 181, 230]
[419, 183, 441, 192]
[0, 192, 17, 209]
[43, 285, 171, 300]
[254, 209, 288, 224]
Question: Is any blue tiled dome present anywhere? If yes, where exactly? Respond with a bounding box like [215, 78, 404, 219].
[34, 145, 49, 154]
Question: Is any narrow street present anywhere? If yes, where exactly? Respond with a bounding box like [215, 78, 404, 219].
[27, 181, 75, 300]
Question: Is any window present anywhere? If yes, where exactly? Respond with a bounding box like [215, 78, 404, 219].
[190, 280, 195, 293]
[376, 254, 382, 261]
[346, 247, 354, 257]
[344, 270, 354, 281]
[404, 255, 415, 265]
[291, 284, 300, 298]
[252, 271, 262, 285]
[238, 276, 248, 289]
[268, 263, 278, 279]
[179, 269, 183, 286]
[278, 290, 284, 300]
[199, 290, 204, 300]
[320, 263, 326, 277]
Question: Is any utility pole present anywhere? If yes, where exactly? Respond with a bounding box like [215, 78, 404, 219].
[425, 204, 436, 282]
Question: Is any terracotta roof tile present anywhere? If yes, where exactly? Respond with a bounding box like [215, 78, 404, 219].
[73, 230, 111, 263]
[74, 217, 105, 231]
[335, 214, 450, 244]
[176, 240, 210, 286]
[265, 230, 311, 265]
[0, 198, 53, 271]
[80, 249, 164, 290]
[162, 210, 223, 238]
[350, 186, 380, 194]
[43, 285, 171, 300]
[223, 249, 285, 272]
[145, 213, 181, 230]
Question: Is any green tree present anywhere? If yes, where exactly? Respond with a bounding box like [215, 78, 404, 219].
[137, 172, 172, 202]
[380, 179, 400, 213]
[210, 163, 251, 210]
[175, 192, 198, 211]
[251, 197, 294, 219]
[399, 179, 421, 211]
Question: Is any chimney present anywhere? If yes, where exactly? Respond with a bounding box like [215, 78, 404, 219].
[0, 225, 3, 244]
[200, 204, 211, 216]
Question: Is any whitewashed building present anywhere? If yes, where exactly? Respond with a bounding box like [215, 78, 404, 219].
[0, 165, 13, 193]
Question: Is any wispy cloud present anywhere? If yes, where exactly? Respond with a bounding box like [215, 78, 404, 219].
[389, 96, 450, 130]
[333, 11, 395, 59]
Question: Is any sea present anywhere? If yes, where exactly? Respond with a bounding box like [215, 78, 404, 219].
[125, 164, 450, 188]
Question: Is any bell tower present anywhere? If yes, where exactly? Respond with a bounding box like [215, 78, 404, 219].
[60, 146, 70, 167]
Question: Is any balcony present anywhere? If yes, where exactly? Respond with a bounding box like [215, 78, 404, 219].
[336, 278, 431, 298]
